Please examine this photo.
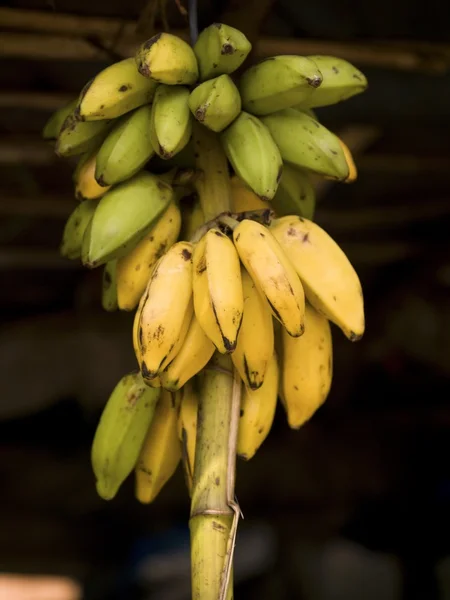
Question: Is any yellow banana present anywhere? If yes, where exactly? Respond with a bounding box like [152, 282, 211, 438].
[270, 216, 364, 340]
[160, 314, 215, 391]
[237, 353, 279, 460]
[231, 268, 274, 390]
[232, 219, 305, 337]
[280, 303, 333, 428]
[91, 371, 160, 500]
[177, 380, 199, 494]
[192, 229, 243, 353]
[135, 388, 182, 503]
[74, 150, 111, 200]
[138, 241, 194, 379]
[230, 176, 270, 212]
[338, 138, 357, 183]
[101, 260, 118, 312]
[116, 201, 182, 311]
[150, 85, 192, 159]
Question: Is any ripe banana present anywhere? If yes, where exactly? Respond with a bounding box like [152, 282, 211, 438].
[160, 313, 215, 391]
[232, 219, 305, 337]
[280, 303, 333, 429]
[116, 201, 181, 311]
[77, 57, 158, 120]
[74, 151, 111, 200]
[239, 55, 322, 116]
[180, 195, 205, 240]
[261, 109, 349, 180]
[136, 33, 199, 85]
[81, 172, 173, 268]
[56, 113, 111, 157]
[60, 199, 98, 260]
[230, 176, 270, 212]
[102, 260, 118, 312]
[231, 268, 274, 390]
[272, 163, 316, 220]
[135, 388, 181, 503]
[192, 229, 243, 353]
[188, 74, 241, 132]
[220, 111, 282, 200]
[42, 98, 78, 140]
[91, 371, 160, 500]
[150, 85, 192, 159]
[138, 241, 194, 379]
[237, 353, 279, 460]
[296, 56, 367, 108]
[193, 23, 252, 81]
[95, 105, 154, 186]
[177, 380, 199, 494]
[270, 215, 365, 340]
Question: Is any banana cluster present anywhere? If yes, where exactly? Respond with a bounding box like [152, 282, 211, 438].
[45, 21, 368, 502]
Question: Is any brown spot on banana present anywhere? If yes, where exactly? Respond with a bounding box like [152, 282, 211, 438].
[181, 248, 192, 260]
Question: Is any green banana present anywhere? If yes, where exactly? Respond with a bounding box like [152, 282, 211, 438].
[77, 58, 158, 121]
[188, 74, 241, 132]
[91, 371, 160, 500]
[56, 112, 111, 157]
[82, 172, 173, 268]
[150, 85, 192, 159]
[42, 99, 78, 140]
[292, 107, 318, 120]
[102, 260, 118, 312]
[193, 23, 252, 81]
[239, 55, 323, 116]
[295, 56, 367, 108]
[261, 109, 349, 180]
[136, 33, 198, 85]
[220, 111, 282, 200]
[95, 105, 154, 186]
[272, 163, 316, 220]
[60, 199, 98, 260]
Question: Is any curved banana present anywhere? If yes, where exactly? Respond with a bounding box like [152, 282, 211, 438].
[237, 353, 279, 460]
[338, 138, 357, 183]
[239, 55, 322, 116]
[60, 199, 98, 260]
[177, 380, 199, 494]
[136, 33, 198, 85]
[91, 371, 160, 500]
[188, 74, 241, 132]
[56, 113, 111, 157]
[135, 388, 181, 503]
[280, 303, 333, 428]
[101, 260, 118, 312]
[74, 151, 111, 200]
[232, 219, 305, 337]
[77, 57, 158, 120]
[272, 163, 316, 220]
[82, 172, 173, 268]
[150, 85, 192, 159]
[270, 215, 365, 340]
[138, 241, 194, 379]
[231, 268, 274, 390]
[42, 98, 78, 140]
[95, 105, 154, 186]
[193, 23, 251, 81]
[230, 176, 270, 212]
[116, 201, 181, 311]
[220, 111, 282, 201]
[192, 229, 243, 353]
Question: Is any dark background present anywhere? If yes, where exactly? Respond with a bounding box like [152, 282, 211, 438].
[1, 0, 450, 598]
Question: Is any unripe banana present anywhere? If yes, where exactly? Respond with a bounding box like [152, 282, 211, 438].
[150, 85, 192, 159]
[56, 113, 111, 157]
[272, 163, 316, 220]
[270, 215, 365, 340]
[60, 199, 98, 260]
[220, 111, 282, 200]
[77, 57, 158, 120]
[280, 303, 332, 429]
[102, 260, 118, 312]
[338, 138, 357, 183]
[135, 388, 182, 503]
[295, 56, 367, 109]
[261, 109, 349, 180]
[95, 105, 154, 186]
[237, 353, 279, 460]
[180, 195, 205, 240]
[239, 55, 323, 116]
[116, 201, 181, 311]
[81, 172, 173, 268]
[74, 151, 111, 200]
[160, 314, 215, 391]
[136, 33, 199, 85]
[138, 242, 194, 379]
[42, 99, 78, 140]
[91, 371, 160, 500]
[192, 229, 243, 353]
[177, 380, 199, 494]
[231, 268, 274, 390]
[230, 176, 270, 212]
[232, 219, 305, 337]
[188, 74, 241, 132]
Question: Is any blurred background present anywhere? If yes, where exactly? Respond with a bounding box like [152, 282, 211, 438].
[1, 0, 450, 598]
